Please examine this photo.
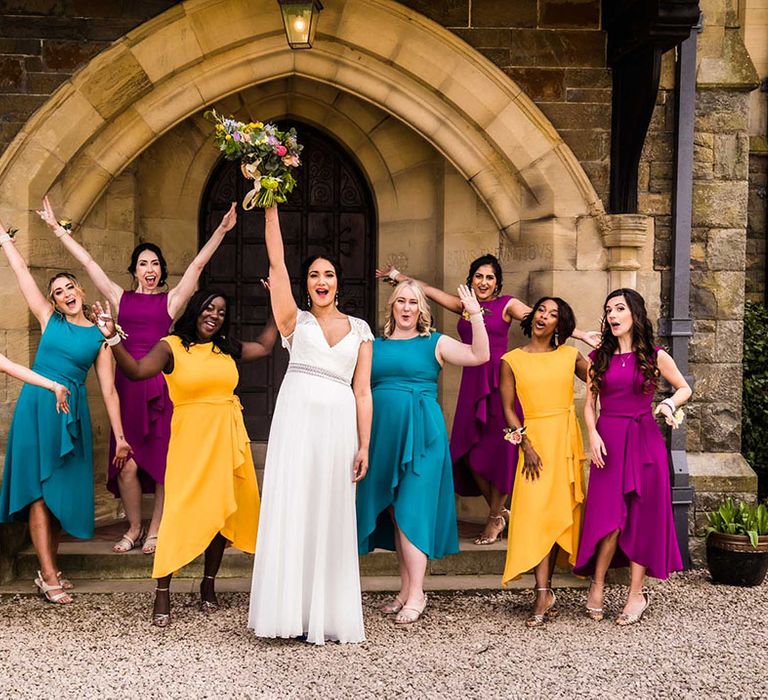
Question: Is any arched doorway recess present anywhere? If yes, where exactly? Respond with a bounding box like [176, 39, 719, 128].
[199, 122, 376, 439]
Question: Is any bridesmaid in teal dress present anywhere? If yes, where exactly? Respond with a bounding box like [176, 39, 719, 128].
[357, 281, 489, 624]
[0, 221, 129, 605]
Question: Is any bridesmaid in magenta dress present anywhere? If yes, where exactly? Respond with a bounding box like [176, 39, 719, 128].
[39, 196, 238, 553]
[575, 288, 691, 626]
[379, 255, 599, 545]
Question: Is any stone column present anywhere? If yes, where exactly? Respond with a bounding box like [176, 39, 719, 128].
[598, 212, 652, 289]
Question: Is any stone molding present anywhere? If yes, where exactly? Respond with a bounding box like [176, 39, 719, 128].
[0, 0, 604, 240]
[597, 212, 652, 287]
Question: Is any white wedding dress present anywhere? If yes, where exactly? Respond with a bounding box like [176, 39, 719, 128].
[248, 309, 373, 645]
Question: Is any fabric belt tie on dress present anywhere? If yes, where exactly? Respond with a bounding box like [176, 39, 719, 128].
[32, 369, 86, 471]
[524, 405, 585, 504]
[372, 383, 439, 481]
[600, 409, 655, 498]
[172, 395, 249, 478]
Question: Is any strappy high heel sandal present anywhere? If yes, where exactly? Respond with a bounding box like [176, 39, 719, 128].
[474, 510, 508, 546]
[57, 571, 74, 590]
[616, 590, 650, 626]
[526, 587, 556, 628]
[200, 575, 219, 613]
[586, 579, 605, 622]
[152, 587, 171, 628]
[34, 571, 72, 605]
[380, 596, 405, 614]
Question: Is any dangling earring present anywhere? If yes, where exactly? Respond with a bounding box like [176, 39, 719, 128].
[554, 330, 559, 348]
[307, 295, 312, 309]
[335, 292, 339, 307]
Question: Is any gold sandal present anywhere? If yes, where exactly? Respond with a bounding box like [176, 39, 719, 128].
[526, 587, 556, 628]
[616, 591, 650, 626]
[394, 594, 428, 625]
[586, 579, 605, 622]
[474, 511, 508, 546]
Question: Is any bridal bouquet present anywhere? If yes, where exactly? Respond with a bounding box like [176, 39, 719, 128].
[204, 110, 303, 209]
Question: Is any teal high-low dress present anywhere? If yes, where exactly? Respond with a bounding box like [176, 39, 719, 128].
[357, 333, 459, 559]
[0, 313, 104, 538]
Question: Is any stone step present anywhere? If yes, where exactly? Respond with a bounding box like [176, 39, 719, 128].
[0, 573, 588, 595]
[15, 536, 509, 580]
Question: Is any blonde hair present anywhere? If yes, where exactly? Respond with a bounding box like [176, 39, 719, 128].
[383, 281, 433, 338]
[47, 272, 89, 317]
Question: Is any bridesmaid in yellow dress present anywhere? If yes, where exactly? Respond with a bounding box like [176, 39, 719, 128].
[94, 288, 276, 627]
[499, 296, 588, 627]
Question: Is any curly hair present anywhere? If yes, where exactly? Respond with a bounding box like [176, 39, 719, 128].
[466, 254, 503, 296]
[172, 288, 242, 359]
[520, 296, 576, 348]
[589, 288, 659, 396]
[383, 281, 433, 338]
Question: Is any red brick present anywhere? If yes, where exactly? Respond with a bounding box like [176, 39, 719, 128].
[472, 0, 536, 28]
[539, 0, 601, 29]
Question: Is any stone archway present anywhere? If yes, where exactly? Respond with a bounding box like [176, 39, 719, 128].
[0, 0, 602, 233]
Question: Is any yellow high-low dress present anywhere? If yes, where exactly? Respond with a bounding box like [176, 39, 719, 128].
[152, 335, 260, 579]
[501, 344, 585, 586]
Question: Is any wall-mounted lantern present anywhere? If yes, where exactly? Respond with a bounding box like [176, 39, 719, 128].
[277, 0, 324, 49]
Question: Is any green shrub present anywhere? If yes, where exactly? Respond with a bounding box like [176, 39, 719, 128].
[743, 301, 768, 499]
[707, 497, 768, 547]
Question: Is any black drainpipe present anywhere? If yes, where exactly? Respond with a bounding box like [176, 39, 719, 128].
[664, 17, 702, 567]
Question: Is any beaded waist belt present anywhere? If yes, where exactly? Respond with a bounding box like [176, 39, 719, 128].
[285, 362, 350, 387]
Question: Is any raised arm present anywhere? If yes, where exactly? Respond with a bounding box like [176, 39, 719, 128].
[435, 286, 490, 367]
[239, 318, 279, 363]
[92, 301, 173, 380]
[504, 298, 533, 323]
[0, 353, 70, 413]
[264, 206, 298, 337]
[0, 223, 52, 325]
[351, 340, 373, 483]
[167, 202, 237, 319]
[93, 345, 131, 469]
[376, 264, 462, 314]
[37, 196, 123, 308]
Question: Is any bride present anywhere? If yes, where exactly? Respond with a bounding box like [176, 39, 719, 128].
[248, 205, 373, 645]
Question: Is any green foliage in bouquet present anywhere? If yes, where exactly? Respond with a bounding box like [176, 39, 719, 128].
[204, 110, 303, 209]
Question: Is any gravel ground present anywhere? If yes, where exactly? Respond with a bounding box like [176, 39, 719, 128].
[0, 570, 766, 699]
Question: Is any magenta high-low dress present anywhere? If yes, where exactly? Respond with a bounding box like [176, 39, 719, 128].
[106, 292, 173, 496]
[574, 350, 683, 579]
[451, 295, 521, 496]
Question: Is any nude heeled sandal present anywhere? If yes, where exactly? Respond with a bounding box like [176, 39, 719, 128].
[526, 587, 556, 628]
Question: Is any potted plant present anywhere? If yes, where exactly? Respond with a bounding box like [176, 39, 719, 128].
[706, 498, 768, 586]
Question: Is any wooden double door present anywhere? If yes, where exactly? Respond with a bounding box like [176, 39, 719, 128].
[199, 122, 376, 440]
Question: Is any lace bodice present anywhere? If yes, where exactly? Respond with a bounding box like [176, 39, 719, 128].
[281, 310, 374, 384]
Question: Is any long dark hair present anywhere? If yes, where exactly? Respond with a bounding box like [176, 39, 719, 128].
[300, 253, 343, 308]
[172, 288, 242, 359]
[590, 288, 659, 396]
[520, 296, 576, 348]
[128, 243, 168, 287]
[466, 254, 503, 295]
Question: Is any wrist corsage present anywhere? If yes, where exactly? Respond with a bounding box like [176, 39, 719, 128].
[462, 306, 491, 321]
[503, 426, 527, 445]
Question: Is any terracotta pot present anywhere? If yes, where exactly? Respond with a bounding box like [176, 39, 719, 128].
[706, 532, 768, 587]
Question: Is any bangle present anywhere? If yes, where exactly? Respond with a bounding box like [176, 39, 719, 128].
[662, 398, 676, 412]
[0, 233, 11, 245]
[468, 312, 484, 322]
[105, 334, 121, 347]
[388, 268, 400, 282]
[54, 226, 68, 238]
